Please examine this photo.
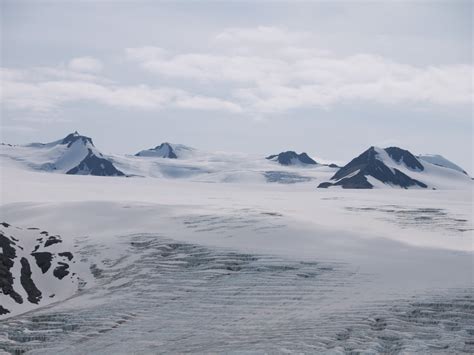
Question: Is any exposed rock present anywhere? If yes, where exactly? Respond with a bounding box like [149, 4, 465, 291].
[266, 151, 317, 166]
[58, 252, 73, 261]
[0, 232, 23, 304]
[385, 147, 424, 171]
[0, 305, 10, 315]
[53, 262, 70, 280]
[44, 235, 62, 247]
[61, 131, 93, 148]
[66, 149, 125, 176]
[31, 252, 53, 273]
[135, 142, 178, 158]
[20, 257, 42, 304]
[318, 146, 428, 189]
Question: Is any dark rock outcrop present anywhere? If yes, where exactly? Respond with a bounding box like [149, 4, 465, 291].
[384, 147, 424, 171]
[44, 235, 62, 247]
[31, 252, 53, 273]
[0, 233, 23, 304]
[20, 258, 42, 304]
[66, 149, 124, 176]
[135, 142, 178, 158]
[53, 262, 70, 280]
[58, 252, 73, 261]
[61, 131, 93, 148]
[0, 305, 10, 315]
[266, 151, 317, 166]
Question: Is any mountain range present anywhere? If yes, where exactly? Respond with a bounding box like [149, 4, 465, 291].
[1, 132, 471, 189]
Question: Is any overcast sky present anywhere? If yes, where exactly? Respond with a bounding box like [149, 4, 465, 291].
[1, 0, 472, 172]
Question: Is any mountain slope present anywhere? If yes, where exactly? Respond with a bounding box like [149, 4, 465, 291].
[2, 132, 124, 177]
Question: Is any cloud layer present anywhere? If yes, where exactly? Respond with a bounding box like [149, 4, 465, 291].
[2, 27, 472, 117]
[1, 67, 242, 114]
[126, 27, 473, 113]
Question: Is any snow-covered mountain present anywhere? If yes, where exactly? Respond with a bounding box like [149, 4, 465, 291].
[318, 146, 471, 189]
[135, 142, 195, 159]
[418, 154, 468, 175]
[0, 135, 470, 189]
[1, 132, 124, 176]
[266, 151, 318, 166]
[0, 222, 89, 319]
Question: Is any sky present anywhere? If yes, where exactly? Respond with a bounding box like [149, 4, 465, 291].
[1, 0, 473, 173]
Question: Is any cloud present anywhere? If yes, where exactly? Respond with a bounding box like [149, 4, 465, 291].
[68, 56, 103, 73]
[215, 26, 308, 44]
[2, 27, 472, 119]
[126, 27, 473, 113]
[176, 96, 242, 113]
[1, 67, 242, 114]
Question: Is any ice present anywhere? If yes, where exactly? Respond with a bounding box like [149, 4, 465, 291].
[0, 148, 472, 353]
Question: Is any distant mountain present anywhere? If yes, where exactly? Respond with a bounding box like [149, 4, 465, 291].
[27, 132, 124, 176]
[266, 151, 317, 166]
[418, 154, 468, 175]
[318, 147, 429, 189]
[0, 222, 84, 319]
[135, 142, 194, 159]
[1, 135, 469, 188]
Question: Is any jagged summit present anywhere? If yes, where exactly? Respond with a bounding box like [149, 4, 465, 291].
[266, 151, 317, 166]
[61, 131, 94, 148]
[318, 146, 428, 189]
[135, 142, 194, 159]
[136, 142, 177, 158]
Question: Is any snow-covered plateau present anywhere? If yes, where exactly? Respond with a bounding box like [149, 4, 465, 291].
[0, 135, 473, 354]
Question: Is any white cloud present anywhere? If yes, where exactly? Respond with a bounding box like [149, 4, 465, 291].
[126, 28, 473, 113]
[2, 27, 472, 119]
[1, 67, 242, 114]
[176, 96, 242, 113]
[68, 56, 103, 73]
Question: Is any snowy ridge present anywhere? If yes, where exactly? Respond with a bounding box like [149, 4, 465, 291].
[418, 154, 468, 175]
[318, 146, 471, 189]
